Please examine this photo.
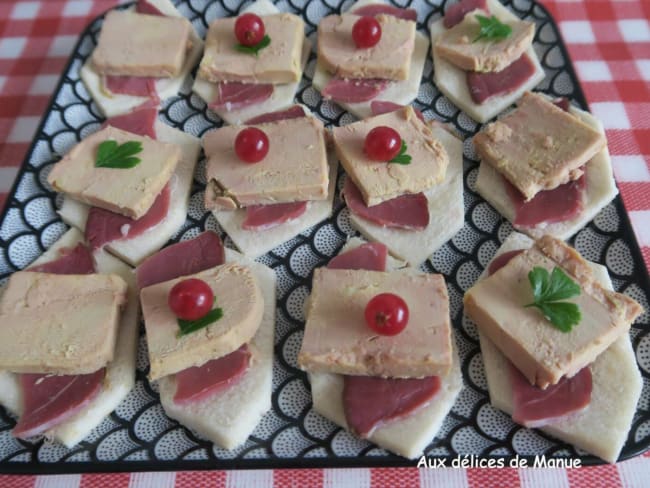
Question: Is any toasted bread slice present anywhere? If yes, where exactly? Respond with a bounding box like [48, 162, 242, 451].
[313, 0, 429, 120]
[475, 102, 618, 240]
[80, 0, 204, 117]
[59, 122, 199, 266]
[157, 249, 275, 450]
[307, 238, 462, 459]
[430, 0, 545, 123]
[346, 124, 463, 267]
[475, 232, 642, 463]
[192, 0, 310, 125]
[0, 228, 139, 447]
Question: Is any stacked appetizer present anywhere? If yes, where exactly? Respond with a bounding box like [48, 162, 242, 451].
[137, 231, 276, 449]
[333, 105, 463, 266]
[193, 0, 310, 125]
[473, 92, 616, 239]
[50, 103, 200, 266]
[202, 106, 336, 258]
[0, 228, 139, 447]
[298, 238, 462, 459]
[431, 0, 545, 122]
[81, 0, 203, 117]
[464, 234, 643, 462]
[313, 0, 430, 119]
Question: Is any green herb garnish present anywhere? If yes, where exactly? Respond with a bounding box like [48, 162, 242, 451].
[388, 141, 412, 165]
[177, 307, 224, 337]
[95, 140, 142, 169]
[525, 266, 581, 332]
[234, 35, 271, 56]
[473, 15, 512, 43]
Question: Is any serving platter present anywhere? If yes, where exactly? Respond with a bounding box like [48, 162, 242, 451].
[0, 0, 649, 474]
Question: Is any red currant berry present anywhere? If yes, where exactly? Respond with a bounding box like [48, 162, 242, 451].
[364, 293, 409, 336]
[352, 17, 382, 49]
[235, 13, 265, 47]
[234, 127, 269, 163]
[168, 279, 214, 321]
[364, 126, 402, 161]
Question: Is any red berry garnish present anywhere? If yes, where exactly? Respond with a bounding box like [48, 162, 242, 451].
[168, 278, 214, 321]
[364, 126, 402, 161]
[352, 17, 382, 48]
[235, 13, 265, 47]
[365, 293, 409, 336]
[235, 127, 269, 163]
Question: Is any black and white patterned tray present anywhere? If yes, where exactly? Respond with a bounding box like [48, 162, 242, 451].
[0, 0, 649, 474]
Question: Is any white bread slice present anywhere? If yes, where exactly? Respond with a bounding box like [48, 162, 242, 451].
[346, 125, 464, 267]
[157, 248, 275, 450]
[0, 227, 139, 448]
[212, 154, 338, 259]
[307, 236, 463, 459]
[430, 0, 545, 123]
[81, 0, 204, 118]
[475, 103, 618, 240]
[476, 232, 642, 463]
[312, 0, 429, 120]
[58, 121, 199, 266]
[192, 0, 310, 125]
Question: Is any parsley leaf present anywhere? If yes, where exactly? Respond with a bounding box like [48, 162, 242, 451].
[234, 35, 271, 56]
[177, 307, 224, 337]
[95, 140, 142, 169]
[388, 141, 412, 165]
[525, 266, 582, 332]
[473, 15, 513, 43]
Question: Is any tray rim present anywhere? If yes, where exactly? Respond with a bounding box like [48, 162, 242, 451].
[0, 0, 649, 474]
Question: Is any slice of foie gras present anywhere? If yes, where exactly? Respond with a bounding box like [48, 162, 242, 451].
[0, 271, 127, 375]
[472, 92, 606, 201]
[434, 9, 534, 73]
[198, 13, 304, 84]
[141, 263, 264, 381]
[298, 267, 453, 378]
[203, 116, 329, 210]
[92, 10, 192, 78]
[464, 235, 643, 389]
[317, 14, 415, 81]
[48, 125, 181, 219]
[332, 105, 448, 207]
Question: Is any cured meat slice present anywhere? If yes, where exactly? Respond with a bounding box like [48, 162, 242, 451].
[103, 101, 158, 139]
[241, 202, 308, 230]
[487, 249, 524, 276]
[444, 0, 488, 29]
[136, 231, 225, 289]
[13, 370, 105, 439]
[245, 105, 306, 124]
[352, 4, 418, 22]
[173, 345, 251, 405]
[104, 75, 158, 98]
[370, 101, 425, 122]
[209, 82, 274, 111]
[136, 0, 166, 16]
[28, 243, 95, 275]
[327, 242, 388, 272]
[86, 183, 171, 251]
[509, 362, 592, 428]
[321, 77, 389, 103]
[343, 177, 429, 230]
[343, 375, 441, 436]
[504, 174, 586, 227]
[467, 54, 537, 104]
[554, 97, 571, 112]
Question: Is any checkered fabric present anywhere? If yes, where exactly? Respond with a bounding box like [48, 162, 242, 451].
[0, 0, 648, 486]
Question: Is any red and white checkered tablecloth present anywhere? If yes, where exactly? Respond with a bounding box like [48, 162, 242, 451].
[0, 0, 648, 486]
